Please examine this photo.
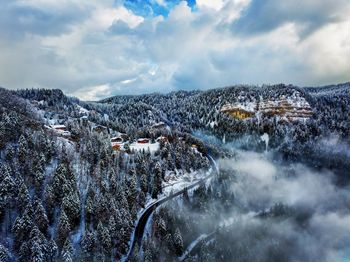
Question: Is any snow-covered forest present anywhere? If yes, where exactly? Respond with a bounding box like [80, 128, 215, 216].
[0, 83, 349, 261]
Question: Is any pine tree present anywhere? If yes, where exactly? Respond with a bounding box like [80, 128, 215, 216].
[109, 215, 118, 242]
[57, 210, 71, 248]
[28, 226, 48, 262]
[143, 239, 156, 262]
[85, 193, 94, 224]
[18, 135, 28, 164]
[140, 173, 148, 193]
[126, 174, 138, 207]
[97, 221, 112, 253]
[51, 164, 67, 203]
[173, 227, 184, 256]
[12, 213, 33, 251]
[5, 145, 15, 162]
[43, 185, 55, 220]
[62, 238, 74, 262]
[33, 160, 45, 192]
[81, 230, 96, 254]
[34, 201, 49, 234]
[62, 191, 81, 225]
[18, 241, 30, 262]
[16, 177, 30, 211]
[151, 162, 163, 199]
[0, 244, 9, 262]
[138, 191, 146, 208]
[47, 239, 58, 261]
[0, 165, 16, 209]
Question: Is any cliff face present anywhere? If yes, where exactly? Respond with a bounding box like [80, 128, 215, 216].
[220, 89, 313, 122]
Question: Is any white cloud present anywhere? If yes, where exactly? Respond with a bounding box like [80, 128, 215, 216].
[70, 84, 114, 101]
[196, 0, 225, 11]
[0, 0, 350, 99]
[92, 6, 144, 29]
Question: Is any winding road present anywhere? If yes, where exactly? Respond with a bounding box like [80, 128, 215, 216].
[123, 155, 219, 261]
[179, 231, 216, 261]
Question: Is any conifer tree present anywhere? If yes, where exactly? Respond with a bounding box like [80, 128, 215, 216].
[97, 221, 112, 253]
[0, 244, 10, 262]
[47, 239, 58, 262]
[34, 201, 49, 234]
[62, 238, 74, 262]
[18, 135, 28, 164]
[81, 230, 96, 255]
[57, 210, 71, 248]
[173, 227, 184, 256]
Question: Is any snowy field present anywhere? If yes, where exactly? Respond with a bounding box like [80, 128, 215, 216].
[162, 169, 212, 196]
[129, 141, 160, 154]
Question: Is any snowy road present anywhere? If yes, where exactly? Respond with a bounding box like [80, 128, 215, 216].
[179, 232, 216, 261]
[123, 155, 219, 261]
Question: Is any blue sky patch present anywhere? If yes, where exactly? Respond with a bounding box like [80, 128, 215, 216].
[123, 0, 196, 17]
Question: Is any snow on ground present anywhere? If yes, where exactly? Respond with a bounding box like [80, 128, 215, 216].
[208, 121, 217, 129]
[179, 234, 208, 261]
[221, 101, 257, 113]
[162, 169, 212, 197]
[260, 133, 269, 151]
[76, 105, 89, 115]
[56, 137, 75, 152]
[129, 141, 160, 154]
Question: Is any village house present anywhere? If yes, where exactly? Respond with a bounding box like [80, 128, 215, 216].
[137, 138, 150, 144]
[92, 124, 108, 133]
[110, 134, 126, 151]
[46, 124, 71, 138]
[112, 143, 121, 151]
[111, 136, 123, 143]
[50, 124, 66, 131]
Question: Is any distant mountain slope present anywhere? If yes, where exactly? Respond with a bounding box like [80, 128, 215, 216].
[0, 82, 349, 261]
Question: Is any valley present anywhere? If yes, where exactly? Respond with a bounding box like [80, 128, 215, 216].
[0, 83, 349, 261]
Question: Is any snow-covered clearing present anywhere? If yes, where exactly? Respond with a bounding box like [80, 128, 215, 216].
[129, 141, 160, 154]
[162, 169, 211, 197]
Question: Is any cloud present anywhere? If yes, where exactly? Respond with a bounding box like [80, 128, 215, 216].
[209, 148, 350, 261]
[196, 0, 225, 11]
[220, 150, 350, 211]
[0, 0, 90, 40]
[71, 84, 114, 101]
[0, 0, 350, 99]
[229, 0, 350, 38]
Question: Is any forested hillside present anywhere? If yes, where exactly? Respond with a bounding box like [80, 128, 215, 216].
[0, 83, 349, 261]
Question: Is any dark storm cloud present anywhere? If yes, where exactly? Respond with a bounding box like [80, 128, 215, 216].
[230, 0, 348, 38]
[0, 1, 89, 40]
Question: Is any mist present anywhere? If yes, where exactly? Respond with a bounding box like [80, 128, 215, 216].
[213, 150, 350, 262]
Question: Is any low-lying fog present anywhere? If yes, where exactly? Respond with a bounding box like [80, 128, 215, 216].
[217, 151, 350, 261]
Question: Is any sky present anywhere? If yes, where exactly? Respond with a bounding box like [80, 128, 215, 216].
[0, 0, 350, 100]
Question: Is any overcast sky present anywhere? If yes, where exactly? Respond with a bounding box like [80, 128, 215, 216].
[1, 0, 350, 100]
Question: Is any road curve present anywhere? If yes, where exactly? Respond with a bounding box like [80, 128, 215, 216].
[123, 156, 218, 261]
[179, 231, 216, 261]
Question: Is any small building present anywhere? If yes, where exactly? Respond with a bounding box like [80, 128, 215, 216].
[93, 125, 108, 133]
[111, 137, 123, 143]
[112, 143, 121, 151]
[137, 138, 150, 144]
[50, 125, 66, 131]
[47, 125, 71, 138]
